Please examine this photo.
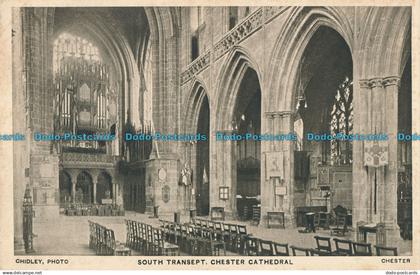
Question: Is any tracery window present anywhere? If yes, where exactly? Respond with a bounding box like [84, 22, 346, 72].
[330, 77, 353, 165]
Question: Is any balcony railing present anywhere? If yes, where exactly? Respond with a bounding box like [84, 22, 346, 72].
[180, 7, 288, 85]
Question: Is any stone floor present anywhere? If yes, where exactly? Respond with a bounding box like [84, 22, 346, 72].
[21, 211, 412, 256]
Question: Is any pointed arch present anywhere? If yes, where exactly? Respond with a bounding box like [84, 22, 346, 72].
[266, 6, 354, 113]
[358, 7, 411, 78]
[183, 78, 209, 134]
[215, 46, 262, 131]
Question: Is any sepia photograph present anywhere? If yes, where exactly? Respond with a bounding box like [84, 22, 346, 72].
[0, 0, 418, 272]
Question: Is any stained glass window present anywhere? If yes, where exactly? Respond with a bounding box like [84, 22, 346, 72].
[330, 77, 353, 165]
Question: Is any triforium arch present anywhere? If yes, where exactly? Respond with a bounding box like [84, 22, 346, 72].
[212, 47, 262, 218]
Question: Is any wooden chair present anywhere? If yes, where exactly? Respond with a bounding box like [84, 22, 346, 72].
[314, 235, 332, 255]
[88, 220, 94, 249]
[352, 241, 373, 256]
[106, 229, 116, 255]
[376, 223, 386, 246]
[125, 220, 132, 249]
[228, 224, 240, 252]
[251, 206, 261, 225]
[145, 225, 154, 255]
[96, 225, 106, 255]
[258, 240, 274, 256]
[244, 236, 260, 256]
[331, 214, 348, 236]
[310, 248, 330, 256]
[375, 245, 398, 256]
[208, 220, 215, 230]
[140, 223, 148, 254]
[273, 242, 289, 256]
[237, 225, 249, 255]
[222, 223, 232, 250]
[290, 245, 311, 256]
[333, 238, 353, 255]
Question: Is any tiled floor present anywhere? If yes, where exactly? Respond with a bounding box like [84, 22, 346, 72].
[25, 212, 412, 256]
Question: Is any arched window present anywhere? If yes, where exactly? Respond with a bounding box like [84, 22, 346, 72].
[330, 77, 353, 165]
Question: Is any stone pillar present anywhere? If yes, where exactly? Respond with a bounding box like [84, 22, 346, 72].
[71, 178, 76, 203]
[93, 181, 97, 204]
[189, 142, 197, 211]
[112, 182, 116, 205]
[383, 76, 401, 245]
[261, 111, 295, 228]
[12, 7, 26, 252]
[69, 170, 78, 203]
[211, 130, 238, 219]
[352, 80, 371, 229]
[370, 78, 385, 224]
[353, 77, 401, 245]
[145, 154, 180, 215]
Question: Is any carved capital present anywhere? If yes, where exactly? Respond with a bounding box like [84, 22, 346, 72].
[369, 78, 384, 88]
[382, 76, 400, 87]
[359, 76, 401, 90]
[359, 79, 371, 89]
[265, 111, 293, 118]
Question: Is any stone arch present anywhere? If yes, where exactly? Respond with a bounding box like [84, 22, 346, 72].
[358, 7, 411, 78]
[96, 170, 113, 204]
[183, 78, 209, 134]
[215, 46, 262, 131]
[266, 6, 354, 113]
[75, 171, 94, 204]
[59, 170, 72, 205]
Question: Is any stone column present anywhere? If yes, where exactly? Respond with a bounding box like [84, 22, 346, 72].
[93, 181, 97, 204]
[383, 76, 401, 245]
[352, 80, 371, 230]
[370, 78, 386, 224]
[353, 76, 401, 245]
[211, 130, 238, 219]
[281, 112, 295, 227]
[71, 178, 76, 203]
[261, 111, 295, 228]
[112, 182, 116, 205]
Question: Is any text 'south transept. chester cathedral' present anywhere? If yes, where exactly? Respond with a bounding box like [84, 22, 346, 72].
[12, 6, 412, 256]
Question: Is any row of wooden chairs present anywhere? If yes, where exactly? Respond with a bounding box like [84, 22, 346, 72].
[191, 218, 249, 254]
[161, 218, 290, 256]
[159, 219, 226, 255]
[125, 219, 180, 256]
[88, 220, 116, 255]
[290, 236, 398, 256]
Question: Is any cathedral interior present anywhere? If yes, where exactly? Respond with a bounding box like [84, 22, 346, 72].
[12, 6, 412, 256]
